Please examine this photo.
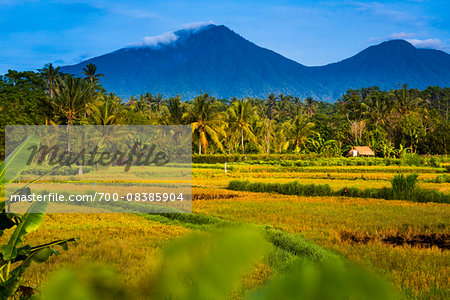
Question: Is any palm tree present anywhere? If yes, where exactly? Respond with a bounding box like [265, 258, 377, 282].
[128, 95, 151, 119]
[92, 93, 122, 126]
[257, 111, 275, 154]
[266, 94, 279, 120]
[162, 96, 184, 125]
[387, 85, 428, 147]
[257, 96, 281, 153]
[390, 84, 409, 114]
[82, 63, 104, 85]
[339, 90, 367, 145]
[227, 99, 258, 153]
[390, 84, 425, 114]
[183, 93, 225, 154]
[52, 74, 96, 151]
[38, 63, 61, 98]
[277, 94, 293, 120]
[361, 90, 389, 127]
[284, 114, 315, 152]
[148, 93, 164, 115]
[160, 96, 186, 143]
[305, 97, 317, 118]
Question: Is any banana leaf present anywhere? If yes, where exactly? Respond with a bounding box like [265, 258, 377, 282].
[1, 200, 48, 261]
[0, 134, 40, 185]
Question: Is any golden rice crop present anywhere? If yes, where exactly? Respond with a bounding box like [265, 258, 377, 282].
[192, 187, 449, 296]
[4, 163, 448, 298]
[0, 213, 190, 288]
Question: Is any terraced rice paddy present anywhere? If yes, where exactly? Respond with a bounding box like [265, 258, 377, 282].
[3, 161, 449, 299]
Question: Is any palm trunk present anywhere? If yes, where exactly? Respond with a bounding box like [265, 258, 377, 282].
[241, 128, 244, 154]
[49, 81, 53, 99]
[264, 120, 270, 154]
[67, 118, 72, 152]
[198, 128, 202, 155]
[199, 129, 207, 155]
[79, 128, 85, 175]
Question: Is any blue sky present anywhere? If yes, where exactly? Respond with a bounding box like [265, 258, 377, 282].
[0, 0, 449, 74]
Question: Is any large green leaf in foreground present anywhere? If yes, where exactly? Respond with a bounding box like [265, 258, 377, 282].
[0, 134, 40, 185]
[1, 201, 48, 261]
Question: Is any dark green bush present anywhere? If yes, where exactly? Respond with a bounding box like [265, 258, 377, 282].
[193, 154, 444, 167]
[427, 156, 441, 167]
[336, 187, 364, 197]
[430, 174, 450, 183]
[192, 154, 321, 164]
[409, 189, 449, 203]
[228, 176, 449, 204]
[228, 180, 333, 197]
[401, 153, 423, 166]
[391, 173, 418, 199]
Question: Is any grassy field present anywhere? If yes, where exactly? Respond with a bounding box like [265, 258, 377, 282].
[191, 163, 449, 298]
[3, 160, 449, 299]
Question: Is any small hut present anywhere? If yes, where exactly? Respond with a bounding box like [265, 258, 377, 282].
[346, 146, 375, 157]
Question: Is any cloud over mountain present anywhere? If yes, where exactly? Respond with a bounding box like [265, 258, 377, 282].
[129, 22, 215, 48]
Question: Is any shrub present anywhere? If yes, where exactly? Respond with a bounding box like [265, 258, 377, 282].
[192, 154, 322, 164]
[336, 187, 364, 197]
[228, 176, 449, 204]
[410, 189, 450, 203]
[391, 173, 418, 199]
[193, 154, 444, 167]
[401, 153, 423, 166]
[427, 174, 450, 183]
[228, 180, 333, 197]
[427, 156, 441, 167]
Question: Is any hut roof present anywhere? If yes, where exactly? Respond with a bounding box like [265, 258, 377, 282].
[347, 146, 375, 156]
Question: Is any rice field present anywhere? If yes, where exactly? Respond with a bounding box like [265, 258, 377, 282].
[3, 161, 449, 299]
[0, 213, 190, 287]
[192, 162, 449, 298]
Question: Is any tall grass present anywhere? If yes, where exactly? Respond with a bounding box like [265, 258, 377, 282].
[228, 174, 450, 204]
[391, 173, 418, 199]
[228, 180, 333, 197]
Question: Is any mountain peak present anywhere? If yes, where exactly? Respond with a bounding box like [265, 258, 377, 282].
[377, 39, 416, 50]
[128, 21, 216, 48]
[348, 39, 418, 61]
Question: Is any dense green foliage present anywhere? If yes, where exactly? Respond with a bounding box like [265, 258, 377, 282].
[0, 136, 76, 299]
[0, 71, 52, 158]
[1, 65, 449, 160]
[228, 174, 450, 204]
[193, 153, 447, 166]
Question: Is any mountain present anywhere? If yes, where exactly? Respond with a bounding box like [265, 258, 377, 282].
[60, 24, 450, 101]
[311, 39, 450, 99]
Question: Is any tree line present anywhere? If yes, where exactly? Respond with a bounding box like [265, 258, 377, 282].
[0, 63, 448, 159]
